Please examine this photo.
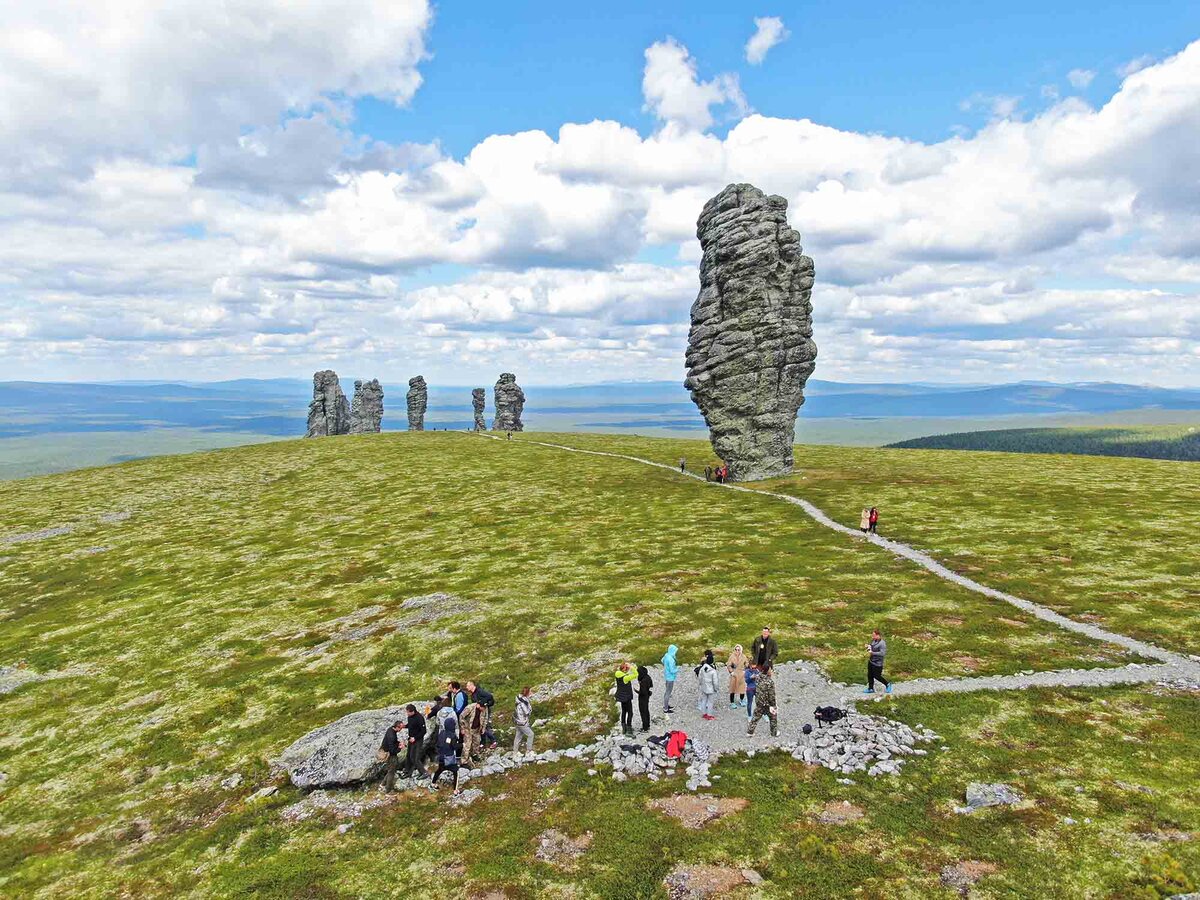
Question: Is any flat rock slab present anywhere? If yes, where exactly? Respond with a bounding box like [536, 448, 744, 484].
[649, 794, 748, 829]
[664, 864, 761, 900]
[963, 782, 1022, 812]
[816, 800, 864, 825]
[534, 828, 593, 868]
[275, 704, 417, 789]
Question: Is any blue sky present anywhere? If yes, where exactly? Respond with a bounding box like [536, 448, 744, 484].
[1, 1, 1198, 386]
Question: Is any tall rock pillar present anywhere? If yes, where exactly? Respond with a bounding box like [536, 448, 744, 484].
[491, 373, 525, 432]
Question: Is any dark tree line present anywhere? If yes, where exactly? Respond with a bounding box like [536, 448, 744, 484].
[888, 426, 1200, 462]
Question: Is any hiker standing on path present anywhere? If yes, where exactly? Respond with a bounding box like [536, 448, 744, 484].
[865, 629, 893, 693]
[448, 682, 467, 716]
[859, 508, 870, 532]
[380, 720, 405, 791]
[636, 665, 653, 731]
[704, 466, 712, 481]
[695, 650, 718, 720]
[679, 458, 686, 472]
[747, 662, 778, 736]
[513, 687, 534, 753]
[869, 507, 879, 534]
[430, 714, 461, 794]
[613, 662, 636, 735]
[750, 627, 778, 669]
[744, 664, 758, 722]
[460, 702, 486, 765]
[726, 645, 747, 709]
[467, 680, 496, 748]
[661, 644, 679, 713]
[403, 704, 427, 778]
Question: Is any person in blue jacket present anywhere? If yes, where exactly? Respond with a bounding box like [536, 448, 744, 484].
[661, 644, 679, 713]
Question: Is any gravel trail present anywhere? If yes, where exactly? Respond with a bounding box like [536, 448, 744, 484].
[479, 434, 1200, 695]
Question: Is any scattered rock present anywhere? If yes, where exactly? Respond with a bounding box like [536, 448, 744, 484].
[534, 829, 593, 868]
[940, 861, 998, 896]
[449, 787, 484, 807]
[349, 379, 384, 434]
[649, 794, 748, 829]
[220, 773, 243, 790]
[959, 783, 1022, 813]
[406, 376, 427, 431]
[248, 785, 278, 801]
[684, 183, 817, 481]
[491, 373, 525, 432]
[275, 705, 412, 788]
[1136, 829, 1194, 843]
[0, 663, 90, 695]
[305, 370, 351, 437]
[67, 545, 110, 559]
[336, 822, 353, 834]
[816, 800, 865, 825]
[280, 788, 393, 822]
[472, 388, 486, 431]
[664, 863, 760, 900]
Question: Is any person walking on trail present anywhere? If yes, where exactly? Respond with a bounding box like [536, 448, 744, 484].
[704, 466, 712, 482]
[513, 687, 535, 753]
[726, 644, 747, 709]
[460, 702, 486, 765]
[380, 720, 405, 791]
[636, 665, 654, 731]
[747, 662, 778, 736]
[661, 644, 679, 713]
[744, 663, 759, 722]
[679, 458, 686, 473]
[865, 629, 892, 693]
[868, 507, 879, 534]
[613, 662, 636, 735]
[402, 704, 427, 778]
[467, 680, 496, 748]
[695, 650, 719, 720]
[750, 627, 778, 669]
[430, 714, 462, 794]
[859, 508, 870, 533]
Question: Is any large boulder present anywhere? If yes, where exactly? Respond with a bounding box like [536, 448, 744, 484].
[406, 376, 427, 431]
[305, 370, 351, 437]
[275, 705, 413, 789]
[348, 378, 384, 434]
[492, 373, 525, 432]
[684, 184, 817, 480]
[472, 388, 486, 431]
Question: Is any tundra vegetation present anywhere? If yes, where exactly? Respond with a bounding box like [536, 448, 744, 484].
[1, 432, 1196, 898]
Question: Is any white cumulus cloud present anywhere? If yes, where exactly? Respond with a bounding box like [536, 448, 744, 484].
[642, 38, 747, 133]
[745, 16, 790, 65]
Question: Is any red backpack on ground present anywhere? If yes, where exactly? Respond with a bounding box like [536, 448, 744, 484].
[665, 730, 688, 758]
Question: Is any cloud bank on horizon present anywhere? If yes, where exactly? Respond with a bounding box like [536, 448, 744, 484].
[1, 1, 1198, 386]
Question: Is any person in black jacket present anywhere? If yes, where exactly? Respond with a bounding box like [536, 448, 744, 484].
[380, 720, 405, 791]
[635, 665, 653, 732]
[614, 662, 635, 735]
[467, 680, 497, 748]
[402, 704, 426, 777]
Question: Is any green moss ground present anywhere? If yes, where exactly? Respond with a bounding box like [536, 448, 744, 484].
[1, 432, 1197, 898]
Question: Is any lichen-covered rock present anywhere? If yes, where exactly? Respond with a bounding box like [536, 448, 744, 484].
[348, 379, 384, 434]
[274, 705, 413, 789]
[684, 183, 817, 481]
[472, 388, 486, 431]
[305, 370, 351, 437]
[406, 376, 427, 431]
[492, 373, 525, 432]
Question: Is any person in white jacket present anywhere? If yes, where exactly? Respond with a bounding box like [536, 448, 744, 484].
[512, 687, 534, 752]
[695, 649, 719, 720]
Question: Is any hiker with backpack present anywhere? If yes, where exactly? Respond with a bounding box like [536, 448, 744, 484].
[513, 687, 534, 752]
[448, 681, 467, 716]
[865, 629, 893, 694]
[430, 713, 462, 794]
[661, 644, 679, 713]
[746, 662, 778, 736]
[379, 720, 405, 791]
[402, 704, 427, 778]
[613, 662, 636, 735]
[467, 680, 497, 748]
[636, 664, 653, 732]
[695, 650, 719, 720]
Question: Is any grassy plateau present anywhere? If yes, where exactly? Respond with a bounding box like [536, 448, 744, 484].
[1, 431, 1197, 898]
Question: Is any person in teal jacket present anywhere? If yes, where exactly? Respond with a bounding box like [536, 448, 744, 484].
[661, 644, 679, 713]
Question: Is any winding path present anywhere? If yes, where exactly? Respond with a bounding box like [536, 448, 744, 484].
[479, 433, 1200, 697]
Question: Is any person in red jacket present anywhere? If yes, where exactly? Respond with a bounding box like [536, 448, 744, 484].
[868, 507, 879, 534]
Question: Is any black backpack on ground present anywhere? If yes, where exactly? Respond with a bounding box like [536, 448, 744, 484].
[814, 706, 847, 727]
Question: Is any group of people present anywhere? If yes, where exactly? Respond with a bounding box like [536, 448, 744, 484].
[859, 506, 880, 534]
[379, 679, 536, 794]
[703, 464, 731, 483]
[613, 626, 894, 738]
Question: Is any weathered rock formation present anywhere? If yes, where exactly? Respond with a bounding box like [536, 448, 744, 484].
[491, 373, 525, 432]
[406, 376, 427, 431]
[305, 370, 351, 437]
[684, 183, 817, 481]
[275, 704, 413, 788]
[348, 378, 384, 434]
[472, 388, 486, 431]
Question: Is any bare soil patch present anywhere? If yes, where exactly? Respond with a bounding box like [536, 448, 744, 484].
[534, 829, 593, 868]
[952, 654, 982, 672]
[816, 801, 865, 825]
[664, 864, 761, 900]
[940, 860, 998, 896]
[649, 794, 749, 829]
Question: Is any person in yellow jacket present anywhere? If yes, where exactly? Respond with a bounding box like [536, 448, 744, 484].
[612, 662, 636, 735]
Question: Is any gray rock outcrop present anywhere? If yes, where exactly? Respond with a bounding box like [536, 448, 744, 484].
[305, 370, 351, 437]
[492, 373, 525, 432]
[472, 388, 486, 431]
[406, 376, 427, 431]
[348, 379, 384, 434]
[684, 183, 817, 481]
[275, 705, 412, 789]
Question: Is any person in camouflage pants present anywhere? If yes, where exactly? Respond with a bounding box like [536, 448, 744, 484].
[746, 663, 778, 737]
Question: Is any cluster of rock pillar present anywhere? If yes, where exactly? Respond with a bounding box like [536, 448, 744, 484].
[305, 370, 526, 435]
[684, 183, 817, 481]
